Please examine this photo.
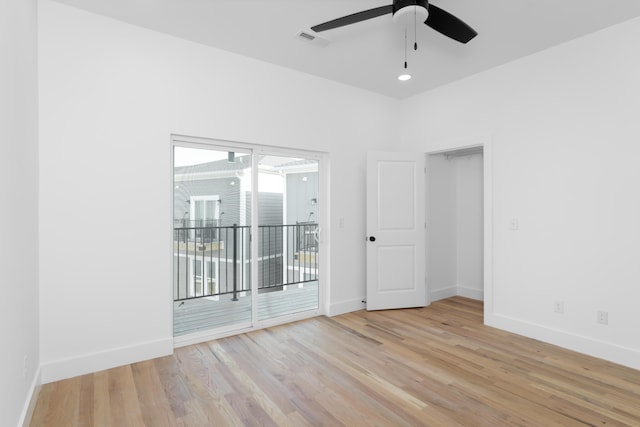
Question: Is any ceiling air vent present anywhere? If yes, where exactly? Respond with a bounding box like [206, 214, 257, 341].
[298, 31, 316, 41]
[295, 30, 329, 47]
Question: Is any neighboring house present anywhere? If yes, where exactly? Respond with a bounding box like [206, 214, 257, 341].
[173, 155, 319, 300]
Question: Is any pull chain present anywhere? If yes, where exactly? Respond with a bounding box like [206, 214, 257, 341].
[404, 28, 408, 69]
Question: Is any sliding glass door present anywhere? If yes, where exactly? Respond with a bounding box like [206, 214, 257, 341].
[173, 145, 252, 336]
[257, 154, 319, 321]
[172, 140, 321, 338]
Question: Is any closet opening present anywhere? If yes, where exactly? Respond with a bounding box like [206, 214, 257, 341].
[426, 146, 484, 303]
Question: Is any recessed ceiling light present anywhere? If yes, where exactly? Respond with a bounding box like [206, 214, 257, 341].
[398, 74, 412, 81]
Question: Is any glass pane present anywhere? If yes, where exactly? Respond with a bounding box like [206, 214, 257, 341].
[205, 200, 215, 222]
[173, 145, 252, 336]
[257, 155, 319, 321]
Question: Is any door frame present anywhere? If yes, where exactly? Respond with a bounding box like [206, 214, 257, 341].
[170, 134, 329, 347]
[424, 137, 493, 322]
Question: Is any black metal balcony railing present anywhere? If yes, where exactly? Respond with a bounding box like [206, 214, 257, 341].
[173, 223, 318, 302]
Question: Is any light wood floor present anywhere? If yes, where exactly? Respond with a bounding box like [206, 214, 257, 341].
[31, 297, 640, 426]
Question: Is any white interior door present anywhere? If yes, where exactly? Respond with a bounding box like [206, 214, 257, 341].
[366, 152, 426, 310]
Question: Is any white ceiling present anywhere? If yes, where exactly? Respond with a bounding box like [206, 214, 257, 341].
[52, 0, 640, 99]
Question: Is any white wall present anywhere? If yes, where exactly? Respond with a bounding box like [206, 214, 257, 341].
[426, 154, 457, 299]
[401, 16, 640, 369]
[0, 0, 40, 425]
[36, 0, 640, 385]
[427, 153, 484, 301]
[456, 154, 484, 300]
[38, 0, 396, 382]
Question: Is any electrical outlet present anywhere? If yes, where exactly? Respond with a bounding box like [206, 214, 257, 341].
[553, 300, 564, 314]
[597, 310, 608, 325]
[509, 218, 519, 231]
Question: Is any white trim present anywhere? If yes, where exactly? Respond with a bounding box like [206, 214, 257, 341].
[250, 148, 259, 327]
[169, 138, 176, 344]
[173, 134, 325, 161]
[174, 322, 253, 348]
[424, 137, 488, 155]
[486, 313, 640, 371]
[328, 298, 366, 317]
[319, 154, 330, 316]
[18, 366, 41, 427]
[423, 136, 493, 312]
[430, 286, 457, 302]
[282, 171, 289, 285]
[483, 137, 494, 320]
[40, 338, 173, 384]
[255, 307, 322, 330]
[457, 286, 484, 301]
[430, 285, 483, 302]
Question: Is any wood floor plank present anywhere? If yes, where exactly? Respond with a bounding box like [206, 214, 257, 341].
[31, 297, 640, 426]
[108, 366, 145, 427]
[77, 374, 95, 426]
[45, 376, 81, 427]
[208, 341, 292, 427]
[131, 360, 176, 427]
[154, 355, 193, 419]
[29, 380, 54, 427]
[92, 370, 111, 427]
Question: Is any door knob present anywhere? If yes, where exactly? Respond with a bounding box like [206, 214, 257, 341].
[369, 236, 376, 242]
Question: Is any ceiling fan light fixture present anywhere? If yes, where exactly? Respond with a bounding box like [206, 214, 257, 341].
[392, 4, 428, 27]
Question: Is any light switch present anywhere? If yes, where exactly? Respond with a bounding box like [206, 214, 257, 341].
[510, 218, 519, 231]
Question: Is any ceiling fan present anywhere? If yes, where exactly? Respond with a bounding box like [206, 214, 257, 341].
[311, 0, 477, 44]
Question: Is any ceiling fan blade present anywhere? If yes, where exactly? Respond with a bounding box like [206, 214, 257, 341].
[425, 4, 478, 44]
[311, 5, 394, 33]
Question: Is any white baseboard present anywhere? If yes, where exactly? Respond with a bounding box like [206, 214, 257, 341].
[19, 366, 41, 427]
[40, 338, 173, 384]
[457, 286, 484, 301]
[328, 298, 366, 316]
[431, 285, 484, 302]
[486, 312, 640, 371]
[430, 286, 457, 302]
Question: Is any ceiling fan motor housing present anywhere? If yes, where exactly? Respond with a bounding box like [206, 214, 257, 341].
[393, 0, 429, 26]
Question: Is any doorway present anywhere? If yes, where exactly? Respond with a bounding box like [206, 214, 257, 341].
[171, 137, 324, 343]
[426, 146, 484, 302]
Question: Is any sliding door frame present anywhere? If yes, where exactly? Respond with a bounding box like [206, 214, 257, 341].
[171, 134, 329, 347]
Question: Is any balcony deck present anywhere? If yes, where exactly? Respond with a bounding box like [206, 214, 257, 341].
[173, 281, 319, 336]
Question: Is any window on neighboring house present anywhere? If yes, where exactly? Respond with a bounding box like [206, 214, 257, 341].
[190, 259, 218, 297]
[190, 195, 220, 227]
[190, 195, 220, 240]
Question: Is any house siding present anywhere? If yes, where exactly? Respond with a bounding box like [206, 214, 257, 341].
[286, 172, 319, 224]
